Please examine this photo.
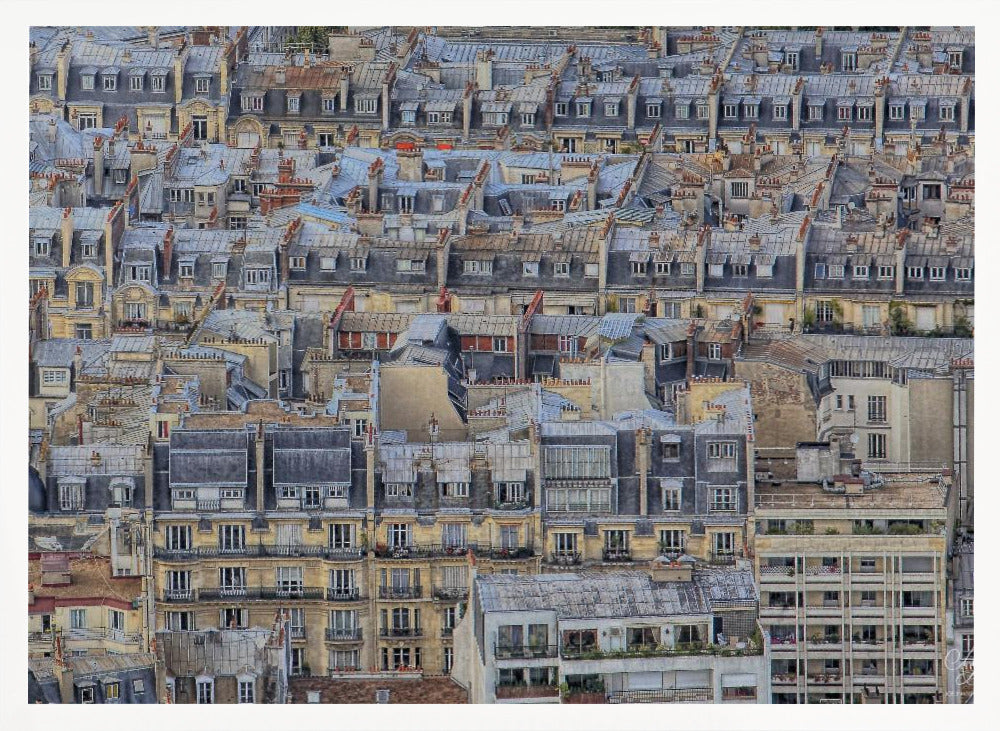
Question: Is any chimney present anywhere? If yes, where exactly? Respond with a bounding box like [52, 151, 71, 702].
[396, 148, 424, 183]
[147, 26, 159, 48]
[92, 136, 105, 195]
[73, 346, 82, 381]
[47, 117, 57, 143]
[173, 43, 187, 105]
[462, 82, 474, 141]
[635, 428, 650, 516]
[275, 65, 286, 85]
[339, 75, 350, 112]
[61, 208, 73, 268]
[162, 226, 174, 279]
[814, 28, 824, 59]
[475, 49, 493, 91]
[254, 421, 265, 512]
[685, 322, 697, 382]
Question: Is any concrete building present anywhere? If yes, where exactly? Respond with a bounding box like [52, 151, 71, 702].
[453, 569, 769, 704]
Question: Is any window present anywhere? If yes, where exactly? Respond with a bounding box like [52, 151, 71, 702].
[355, 97, 377, 114]
[730, 182, 749, 198]
[191, 77, 210, 94]
[441, 523, 467, 547]
[133, 678, 145, 694]
[219, 524, 246, 552]
[555, 102, 568, 117]
[889, 104, 905, 121]
[554, 261, 570, 277]
[43, 369, 68, 385]
[441, 482, 469, 499]
[923, 184, 942, 201]
[320, 256, 337, 271]
[743, 102, 758, 119]
[463, 259, 492, 275]
[733, 263, 748, 277]
[711, 487, 736, 511]
[238, 680, 255, 704]
[960, 598, 973, 618]
[838, 105, 853, 122]
[808, 104, 824, 121]
[550, 198, 565, 212]
[929, 266, 946, 281]
[128, 264, 151, 282]
[708, 442, 736, 459]
[867, 432, 886, 459]
[575, 101, 591, 117]
[857, 105, 873, 122]
[330, 569, 357, 595]
[696, 103, 709, 120]
[33, 237, 50, 257]
[59, 482, 84, 511]
[554, 533, 578, 556]
[522, 261, 539, 277]
[105, 682, 120, 701]
[773, 104, 788, 121]
[386, 483, 413, 498]
[949, 51, 963, 69]
[38, 73, 53, 91]
[350, 256, 367, 272]
[197, 679, 214, 704]
[220, 566, 247, 593]
[81, 74, 95, 91]
[713, 532, 735, 556]
[723, 104, 738, 119]
[499, 524, 520, 549]
[708, 264, 724, 278]
[654, 261, 672, 276]
[603, 529, 629, 554]
[165, 611, 194, 630]
[620, 297, 637, 313]
[290, 256, 307, 270]
[151, 74, 165, 92]
[320, 96, 336, 114]
[192, 115, 208, 141]
[662, 484, 681, 511]
[287, 95, 300, 113]
[707, 343, 722, 360]
[961, 634, 974, 658]
[388, 523, 412, 548]
[221, 607, 248, 629]
[842, 52, 857, 72]
[662, 441, 680, 460]
[867, 395, 886, 423]
[659, 529, 684, 552]
[75, 324, 93, 340]
[103, 74, 117, 91]
[166, 525, 191, 550]
[631, 260, 647, 275]
[130, 75, 143, 92]
[784, 50, 799, 70]
[245, 268, 271, 286]
[521, 112, 535, 126]
[853, 265, 869, 279]
[877, 265, 894, 280]
[70, 609, 87, 629]
[242, 94, 264, 112]
[328, 522, 355, 550]
[674, 102, 689, 120]
[646, 102, 661, 118]
[911, 104, 926, 121]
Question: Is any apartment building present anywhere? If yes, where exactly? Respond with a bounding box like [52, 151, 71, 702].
[453, 569, 769, 704]
[753, 450, 954, 704]
[29, 652, 160, 704]
[946, 535, 973, 704]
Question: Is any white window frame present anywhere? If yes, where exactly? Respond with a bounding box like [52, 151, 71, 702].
[196, 678, 214, 704]
[102, 74, 117, 91]
[195, 77, 210, 95]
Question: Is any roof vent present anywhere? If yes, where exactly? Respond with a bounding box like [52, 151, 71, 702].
[376, 688, 390, 704]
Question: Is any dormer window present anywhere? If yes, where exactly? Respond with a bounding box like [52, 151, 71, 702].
[743, 101, 759, 119]
[287, 94, 301, 114]
[245, 268, 271, 286]
[550, 198, 566, 212]
[672, 101, 687, 120]
[401, 109, 416, 125]
[940, 103, 956, 122]
[877, 265, 894, 280]
[241, 94, 264, 112]
[521, 112, 536, 127]
[853, 264, 869, 279]
[128, 264, 151, 282]
[889, 103, 905, 120]
[955, 267, 972, 281]
[784, 50, 799, 70]
[290, 256, 307, 270]
[322, 96, 336, 114]
[911, 102, 926, 121]
[808, 102, 824, 121]
[151, 74, 166, 93]
[554, 261, 570, 277]
[773, 103, 788, 121]
[575, 100, 591, 117]
[355, 97, 378, 115]
[350, 256, 367, 272]
[523, 261, 539, 277]
[604, 101, 620, 117]
[37, 73, 53, 91]
[696, 102, 709, 120]
[463, 259, 493, 275]
[857, 104, 873, 122]
[195, 77, 210, 94]
[842, 50, 857, 72]
[81, 73, 95, 91]
[130, 74, 143, 92]
[949, 50, 963, 70]
[102, 73, 117, 91]
[837, 103, 853, 122]
[723, 103, 738, 119]
[179, 261, 194, 279]
[320, 256, 337, 271]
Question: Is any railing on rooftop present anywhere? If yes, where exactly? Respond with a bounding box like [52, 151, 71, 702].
[494, 643, 559, 660]
[607, 687, 713, 703]
[325, 627, 363, 642]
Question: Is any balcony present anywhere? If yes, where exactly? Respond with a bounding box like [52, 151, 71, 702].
[708, 552, 738, 566]
[495, 683, 560, 701]
[290, 627, 307, 640]
[196, 586, 325, 601]
[162, 589, 194, 602]
[561, 641, 761, 660]
[807, 674, 843, 685]
[547, 552, 582, 566]
[62, 627, 143, 645]
[433, 586, 469, 601]
[379, 627, 423, 638]
[805, 565, 842, 579]
[494, 644, 559, 660]
[602, 548, 633, 563]
[491, 498, 532, 512]
[378, 585, 423, 600]
[484, 546, 535, 561]
[326, 587, 362, 602]
[154, 545, 364, 561]
[607, 688, 713, 703]
[325, 627, 362, 642]
[374, 543, 478, 559]
[772, 673, 798, 685]
[196, 499, 221, 511]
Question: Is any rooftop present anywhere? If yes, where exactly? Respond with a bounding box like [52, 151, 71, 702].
[754, 475, 950, 512]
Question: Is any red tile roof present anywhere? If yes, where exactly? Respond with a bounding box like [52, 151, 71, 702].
[289, 675, 469, 704]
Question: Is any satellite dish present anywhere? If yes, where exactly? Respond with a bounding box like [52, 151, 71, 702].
[849, 433, 859, 445]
